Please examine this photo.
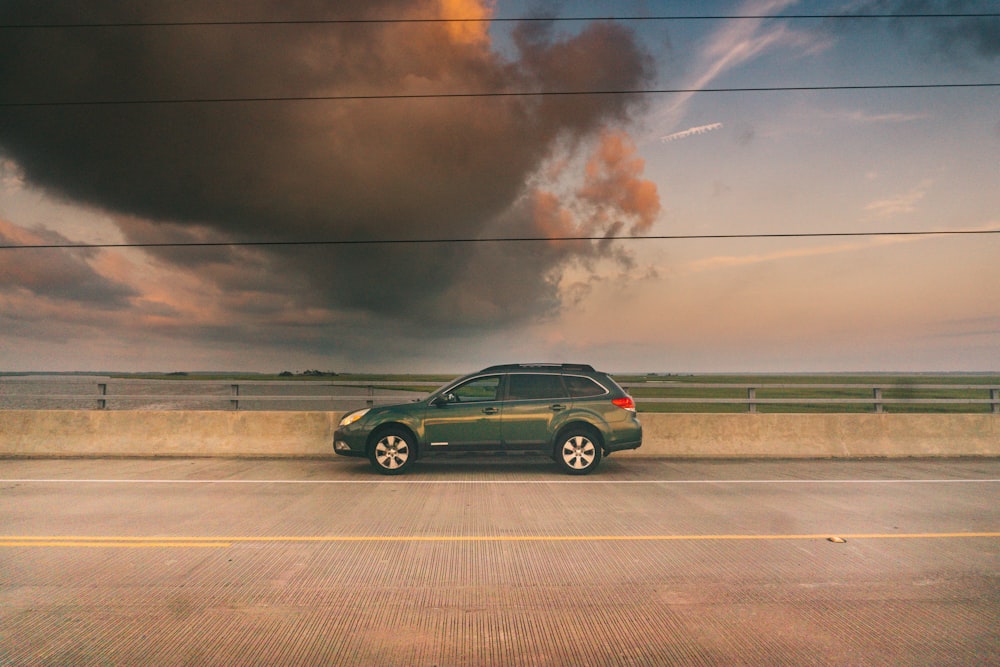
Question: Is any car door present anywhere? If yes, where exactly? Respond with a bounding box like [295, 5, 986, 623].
[423, 374, 503, 451]
[500, 373, 569, 450]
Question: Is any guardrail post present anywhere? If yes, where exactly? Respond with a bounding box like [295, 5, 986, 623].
[873, 387, 883, 414]
[231, 384, 240, 411]
[747, 387, 757, 414]
[367, 385, 374, 408]
[97, 383, 107, 410]
[991, 388, 999, 415]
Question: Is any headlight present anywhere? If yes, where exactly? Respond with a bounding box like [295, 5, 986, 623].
[339, 408, 370, 427]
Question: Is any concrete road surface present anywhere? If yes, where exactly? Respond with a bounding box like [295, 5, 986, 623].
[1, 456, 998, 666]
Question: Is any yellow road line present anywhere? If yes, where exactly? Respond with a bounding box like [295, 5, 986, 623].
[2, 532, 998, 547]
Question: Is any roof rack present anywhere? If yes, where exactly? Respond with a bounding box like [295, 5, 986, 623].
[479, 363, 596, 373]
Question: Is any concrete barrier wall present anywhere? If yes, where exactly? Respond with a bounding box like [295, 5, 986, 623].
[0, 410, 338, 458]
[1, 410, 998, 459]
[618, 413, 1000, 458]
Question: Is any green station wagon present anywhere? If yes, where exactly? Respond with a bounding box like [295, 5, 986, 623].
[334, 364, 642, 475]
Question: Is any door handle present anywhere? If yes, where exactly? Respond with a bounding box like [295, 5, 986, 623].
[550, 404, 566, 412]
[482, 407, 499, 415]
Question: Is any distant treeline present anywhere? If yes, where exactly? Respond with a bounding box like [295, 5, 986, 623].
[279, 370, 339, 377]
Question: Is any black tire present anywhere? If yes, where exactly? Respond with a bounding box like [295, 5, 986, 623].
[555, 428, 602, 475]
[369, 427, 415, 475]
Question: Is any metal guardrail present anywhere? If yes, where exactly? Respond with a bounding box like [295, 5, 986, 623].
[0, 379, 433, 411]
[1, 378, 998, 413]
[624, 382, 1000, 414]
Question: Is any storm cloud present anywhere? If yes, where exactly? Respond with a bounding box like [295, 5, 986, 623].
[0, 0, 659, 344]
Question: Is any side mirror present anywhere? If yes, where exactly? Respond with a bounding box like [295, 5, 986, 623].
[431, 394, 453, 407]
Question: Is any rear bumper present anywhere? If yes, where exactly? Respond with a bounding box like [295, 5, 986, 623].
[604, 417, 642, 454]
[606, 438, 642, 453]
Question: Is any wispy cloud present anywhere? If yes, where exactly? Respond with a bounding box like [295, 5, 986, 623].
[660, 122, 723, 143]
[864, 180, 933, 219]
[927, 316, 1000, 341]
[655, 0, 831, 127]
[683, 240, 876, 273]
[841, 110, 926, 124]
[813, 108, 928, 125]
[682, 220, 1000, 273]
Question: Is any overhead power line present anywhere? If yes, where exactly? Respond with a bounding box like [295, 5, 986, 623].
[2, 229, 998, 251]
[2, 83, 997, 108]
[2, 13, 998, 28]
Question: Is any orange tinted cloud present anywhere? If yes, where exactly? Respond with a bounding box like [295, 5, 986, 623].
[579, 130, 661, 234]
[437, 0, 493, 46]
[531, 190, 577, 241]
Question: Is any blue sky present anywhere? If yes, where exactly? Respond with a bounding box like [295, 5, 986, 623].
[1, 0, 997, 373]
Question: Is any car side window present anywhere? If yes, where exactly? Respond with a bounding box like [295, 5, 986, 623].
[564, 375, 607, 398]
[450, 376, 501, 403]
[506, 374, 567, 401]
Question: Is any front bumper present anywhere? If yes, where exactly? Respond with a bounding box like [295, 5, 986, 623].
[333, 428, 368, 457]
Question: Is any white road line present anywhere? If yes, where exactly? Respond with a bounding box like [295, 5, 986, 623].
[2, 478, 999, 485]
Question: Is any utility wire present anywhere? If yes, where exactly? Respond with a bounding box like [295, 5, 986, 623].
[2, 83, 997, 108]
[2, 13, 998, 28]
[2, 229, 998, 251]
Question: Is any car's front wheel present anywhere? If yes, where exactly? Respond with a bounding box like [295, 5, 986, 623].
[369, 428, 415, 475]
[555, 428, 602, 475]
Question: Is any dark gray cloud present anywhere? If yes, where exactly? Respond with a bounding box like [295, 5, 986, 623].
[0, 219, 137, 306]
[0, 0, 657, 343]
[924, 14, 1000, 60]
[845, 1, 1000, 62]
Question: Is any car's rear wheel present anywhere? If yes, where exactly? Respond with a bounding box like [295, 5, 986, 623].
[556, 428, 602, 475]
[369, 428, 415, 475]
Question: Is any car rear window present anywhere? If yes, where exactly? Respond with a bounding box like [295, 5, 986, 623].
[507, 374, 567, 400]
[564, 375, 608, 398]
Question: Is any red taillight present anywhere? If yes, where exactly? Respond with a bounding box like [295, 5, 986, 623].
[612, 396, 636, 412]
